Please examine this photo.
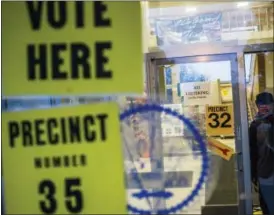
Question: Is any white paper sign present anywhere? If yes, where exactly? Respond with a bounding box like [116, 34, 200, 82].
[180, 81, 220, 106]
[161, 104, 184, 137]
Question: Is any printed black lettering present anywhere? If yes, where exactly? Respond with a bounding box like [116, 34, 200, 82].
[44, 157, 50, 168]
[22, 121, 33, 147]
[26, 2, 44, 30]
[223, 107, 228, 112]
[75, 2, 84, 28]
[96, 114, 108, 141]
[47, 2, 67, 29]
[52, 156, 62, 167]
[208, 113, 220, 128]
[34, 157, 43, 168]
[71, 44, 91, 79]
[35, 119, 46, 146]
[47, 118, 59, 144]
[68, 117, 81, 142]
[28, 42, 114, 81]
[9, 114, 109, 149]
[96, 42, 112, 78]
[94, 1, 111, 27]
[60, 118, 68, 143]
[72, 155, 77, 166]
[80, 154, 87, 166]
[27, 44, 47, 80]
[38, 179, 57, 213]
[83, 115, 96, 142]
[64, 156, 70, 167]
[35, 154, 87, 169]
[8, 121, 19, 148]
[208, 106, 228, 113]
[220, 113, 232, 128]
[52, 44, 67, 80]
[38, 178, 83, 213]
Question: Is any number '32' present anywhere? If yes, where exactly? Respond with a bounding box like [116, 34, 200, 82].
[208, 112, 232, 128]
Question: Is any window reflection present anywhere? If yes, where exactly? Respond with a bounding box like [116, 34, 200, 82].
[149, 2, 273, 47]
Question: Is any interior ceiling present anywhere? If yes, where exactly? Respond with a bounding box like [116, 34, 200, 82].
[148, 1, 273, 18]
[148, 1, 272, 9]
[149, 2, 214, 8]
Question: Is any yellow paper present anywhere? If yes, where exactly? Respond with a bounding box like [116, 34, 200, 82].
[2, 102, 127, 214]
[206, 104, 234, 136]
[208, 138, 235, 161]
[2, 2, 143, 95]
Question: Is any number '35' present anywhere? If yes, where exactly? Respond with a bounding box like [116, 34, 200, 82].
[39, 178, 83, 214]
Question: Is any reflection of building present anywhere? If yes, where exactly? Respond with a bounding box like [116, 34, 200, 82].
[156, 12, 222, 45]
[144, 2, 273, 213]
[245, 52, 274, 123]
[149, 2, 273, 48]
[2, 2, 273, 215]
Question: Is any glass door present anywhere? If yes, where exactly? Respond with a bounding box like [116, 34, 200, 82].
[244, 50, 274, 211]
[147, 53, 252, 214]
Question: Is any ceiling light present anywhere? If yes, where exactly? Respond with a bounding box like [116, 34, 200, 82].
[237, 2, 249, 8]
[185, 7, 197, 13]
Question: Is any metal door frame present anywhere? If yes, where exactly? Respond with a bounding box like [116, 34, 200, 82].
[145, 41, 255, 214]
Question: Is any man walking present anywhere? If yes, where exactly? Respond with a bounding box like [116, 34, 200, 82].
[249, 92, 274, 214]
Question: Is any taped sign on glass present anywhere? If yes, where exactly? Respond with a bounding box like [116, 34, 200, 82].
[207, 137, 234, 161]
[2, 1, 143, 96]
[180, 81, 220, 106]
[161, 104, 184, 137]
[205, 104, 234, 136]
[2, 103, 127, 214]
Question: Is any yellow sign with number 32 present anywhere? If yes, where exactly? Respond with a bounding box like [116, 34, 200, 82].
[206, 104, 234, 136]
[2, 103, 127, 214]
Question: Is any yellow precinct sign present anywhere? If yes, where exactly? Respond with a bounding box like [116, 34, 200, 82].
[2, 1, 143, 96]
[2, 103, 127, 214]
[205, 104, 234, 136]
[207, 137, 235, 161]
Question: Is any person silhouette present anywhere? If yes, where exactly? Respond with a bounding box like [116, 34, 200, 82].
[249, 92, 274, 214]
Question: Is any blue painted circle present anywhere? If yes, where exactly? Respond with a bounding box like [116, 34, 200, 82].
[120, 104, 209, 214]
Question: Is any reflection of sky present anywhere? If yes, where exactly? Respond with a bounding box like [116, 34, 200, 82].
[185, 61, 231, 82]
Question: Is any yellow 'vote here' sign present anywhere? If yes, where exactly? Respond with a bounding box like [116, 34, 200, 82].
[2, 1, 143, 95]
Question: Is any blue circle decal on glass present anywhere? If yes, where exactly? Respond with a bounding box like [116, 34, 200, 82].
[120, 104, 209, 214]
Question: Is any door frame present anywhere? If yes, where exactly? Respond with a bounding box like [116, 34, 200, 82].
[145, 41, 260, 214]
